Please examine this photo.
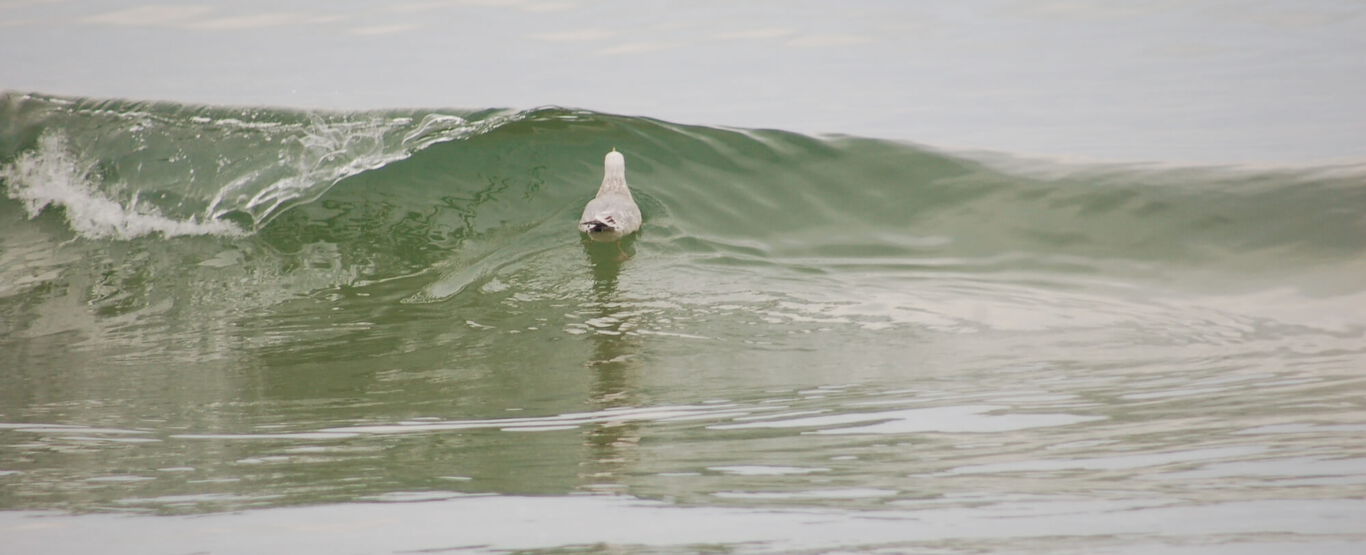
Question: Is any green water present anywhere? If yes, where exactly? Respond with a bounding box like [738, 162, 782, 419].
[2, 93, 1366, 553]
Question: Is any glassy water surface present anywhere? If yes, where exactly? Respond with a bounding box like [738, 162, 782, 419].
[2, 2, 1366, 553]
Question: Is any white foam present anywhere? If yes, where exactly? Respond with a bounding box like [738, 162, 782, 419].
[1, 133, 246, 239]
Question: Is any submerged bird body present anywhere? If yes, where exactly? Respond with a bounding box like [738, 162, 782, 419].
[579, 150, 642, 242]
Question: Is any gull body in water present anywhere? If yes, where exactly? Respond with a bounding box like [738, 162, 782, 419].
[579, 149, 642, 243]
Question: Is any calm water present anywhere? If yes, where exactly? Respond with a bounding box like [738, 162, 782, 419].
[3, 2, 1366, 554]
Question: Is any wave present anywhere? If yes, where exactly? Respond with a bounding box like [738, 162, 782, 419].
[3, 91, 1365, 290]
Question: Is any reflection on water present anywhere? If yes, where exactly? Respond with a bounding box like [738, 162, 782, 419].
[3, 215, 1365, 551]
[580, 239, 645, 493]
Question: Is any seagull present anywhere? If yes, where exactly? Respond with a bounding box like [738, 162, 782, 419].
[579, 148, 642, 243]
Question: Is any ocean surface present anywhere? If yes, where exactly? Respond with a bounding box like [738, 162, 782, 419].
[2, 91, 1366, 553]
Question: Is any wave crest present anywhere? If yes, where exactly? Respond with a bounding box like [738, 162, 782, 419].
[0, 92, 521, 239]
[1, 132, 246, 239]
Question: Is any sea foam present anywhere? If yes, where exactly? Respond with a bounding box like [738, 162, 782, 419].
[0, 132, 246, 239]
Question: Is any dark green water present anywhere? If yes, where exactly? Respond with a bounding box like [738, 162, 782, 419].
[2, 92, 1366, 553]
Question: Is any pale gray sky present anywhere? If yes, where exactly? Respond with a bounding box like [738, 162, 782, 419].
[2, 0, 1364, 164]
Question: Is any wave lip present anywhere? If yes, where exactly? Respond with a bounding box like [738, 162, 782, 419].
[205, 110, 518, 229]
[1, 132, 246, 238]
[0, 92, 520, 239]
